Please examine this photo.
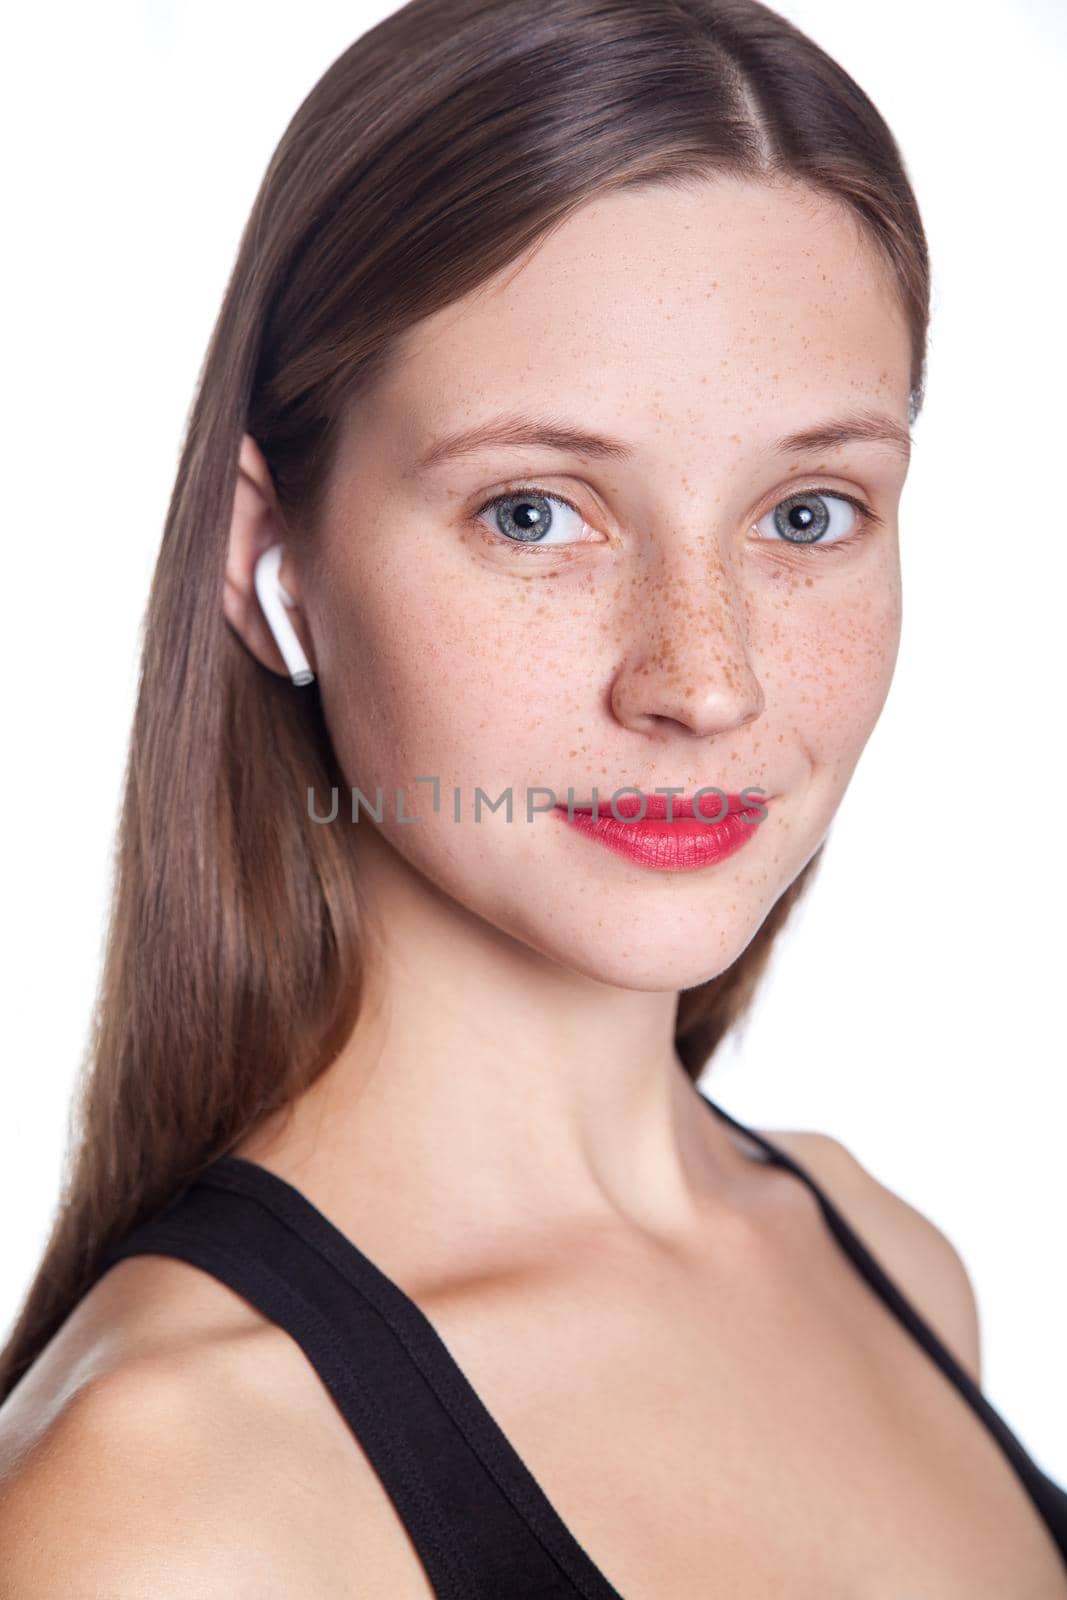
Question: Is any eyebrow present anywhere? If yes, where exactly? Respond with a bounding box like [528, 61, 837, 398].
[771, 408, 912, 461]
[414, 406, 912, 470]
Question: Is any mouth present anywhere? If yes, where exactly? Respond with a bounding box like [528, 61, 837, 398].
[553, 791, 770, 872]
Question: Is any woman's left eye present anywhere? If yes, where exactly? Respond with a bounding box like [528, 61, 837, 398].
[754, 489, 877, 549]
[472, 487, 591, 548]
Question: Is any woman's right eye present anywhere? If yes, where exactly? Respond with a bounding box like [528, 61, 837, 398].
[473, 486, 592, 548]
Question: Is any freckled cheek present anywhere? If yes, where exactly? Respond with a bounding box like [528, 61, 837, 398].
[759, 568, 903, 751]
[315, 569, 576, 790]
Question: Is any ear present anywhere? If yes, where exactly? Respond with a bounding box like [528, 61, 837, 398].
[222, 434, 317, 679]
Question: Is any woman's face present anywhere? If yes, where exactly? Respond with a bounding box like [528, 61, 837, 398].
[300, 175, 912, 991]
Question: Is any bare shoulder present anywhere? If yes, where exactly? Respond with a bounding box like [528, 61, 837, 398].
[762, 1128, 982, 1386]
[0, 1255, 413, 1598]
[0, 1355, 259, 1598]
[0, 1255, 319, 1597]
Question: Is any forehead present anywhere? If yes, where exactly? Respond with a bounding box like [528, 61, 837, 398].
[365, 175, 911, 457]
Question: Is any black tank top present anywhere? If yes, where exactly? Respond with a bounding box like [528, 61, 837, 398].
[95, 1089, 1067, 1596]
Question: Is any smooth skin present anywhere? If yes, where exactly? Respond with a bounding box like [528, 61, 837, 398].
[3, 176, 1065, 1598]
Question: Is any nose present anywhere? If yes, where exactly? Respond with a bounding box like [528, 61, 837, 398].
[609, 560, 765, 741]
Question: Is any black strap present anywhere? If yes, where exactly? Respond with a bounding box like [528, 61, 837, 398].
[700, 1092, 1067, 1561]
[97, 1162, 616, 1600]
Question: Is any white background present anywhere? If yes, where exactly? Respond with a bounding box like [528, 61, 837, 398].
[3, 0, 1065, 1480]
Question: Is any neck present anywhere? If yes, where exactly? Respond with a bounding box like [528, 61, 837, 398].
[237, 826, 746, 1240]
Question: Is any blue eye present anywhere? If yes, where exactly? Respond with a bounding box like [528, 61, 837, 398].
[472, 483, 880, 553]
[755, 489, 877, 549]
[474, 487, 588, 547]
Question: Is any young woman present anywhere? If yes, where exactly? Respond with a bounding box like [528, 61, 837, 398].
[2, 0, 1064, 1594]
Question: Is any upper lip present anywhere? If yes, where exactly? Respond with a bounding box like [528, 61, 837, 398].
[557, 791, 767, 820]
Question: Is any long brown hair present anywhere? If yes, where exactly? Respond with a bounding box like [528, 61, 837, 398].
[1, 0, 929, 1402]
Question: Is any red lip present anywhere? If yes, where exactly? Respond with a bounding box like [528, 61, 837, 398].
[553, 790, 770, 872]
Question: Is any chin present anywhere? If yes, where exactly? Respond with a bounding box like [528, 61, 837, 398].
[513, 906, 769, 994]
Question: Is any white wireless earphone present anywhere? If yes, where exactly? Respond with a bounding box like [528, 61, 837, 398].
[253, 543, 315, 687]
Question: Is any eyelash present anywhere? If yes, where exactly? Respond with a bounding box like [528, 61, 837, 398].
[472, 482, 883, 554]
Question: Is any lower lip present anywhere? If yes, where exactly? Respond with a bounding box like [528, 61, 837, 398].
[553, 804, 766, 872]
